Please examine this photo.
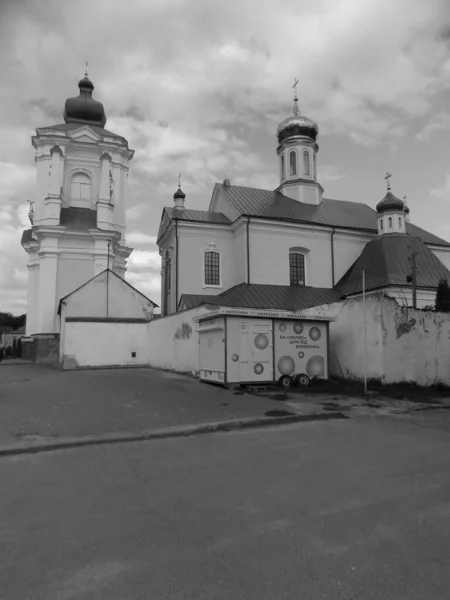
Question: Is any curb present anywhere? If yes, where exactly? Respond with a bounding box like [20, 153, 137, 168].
[0, 411, 346, 457]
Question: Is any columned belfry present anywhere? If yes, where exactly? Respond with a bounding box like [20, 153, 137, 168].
[276, 80, 323, 205]
[21, 69, 135, 336]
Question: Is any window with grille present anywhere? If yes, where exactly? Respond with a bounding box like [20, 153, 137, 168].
[70, 172, 92, 200]
[289, 252, 305, 286]
[289, 151, 297, 176]
[204, 251, 220, 286]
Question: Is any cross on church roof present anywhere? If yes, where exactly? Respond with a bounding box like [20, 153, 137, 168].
[292, 78, 299, 115]
[385, 172, 392, 191]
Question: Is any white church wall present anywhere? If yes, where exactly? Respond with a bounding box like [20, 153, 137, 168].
[333, 231, 373, 285]
[147, 306, 206, 373]
[177, 225, 235, 298]
[248, 221, 333, 287]
[63, 320, 149, 368]
[208, 187, 241, 222]
[56, 255, 95, 305]
[430, 247, 450, 273]
[233, 220, 248, 285]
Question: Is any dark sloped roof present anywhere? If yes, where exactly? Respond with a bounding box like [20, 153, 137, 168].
[214, 183, 450, 246]
[335, 234, 450, 296]
[60, 208, 97, 231]
[178, 294, 218, 310]
[38, 122, 126, 142]
[208, 283, 341, 311]
[163, 207, 231, 225]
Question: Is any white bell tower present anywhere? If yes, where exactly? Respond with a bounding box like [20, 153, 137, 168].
[22, 70, 135, 336]
[276, 80, 323, 205]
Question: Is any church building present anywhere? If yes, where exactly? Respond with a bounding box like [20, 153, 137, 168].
[157, 91, 450, 314]
[21, 71, 156, 358]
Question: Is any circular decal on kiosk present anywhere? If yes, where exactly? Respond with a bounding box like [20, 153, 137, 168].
[254, 363, 264, 375]
[277, 356, 295, 375]
[231, 353, 239, 362]
[254, 333, 269, 350]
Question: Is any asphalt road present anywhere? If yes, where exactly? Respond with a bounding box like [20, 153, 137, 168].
[2, 417, 450, 599]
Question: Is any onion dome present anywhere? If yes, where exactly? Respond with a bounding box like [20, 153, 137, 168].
[404, 204, 410, 215]
[376, 191, 404, 213]
[277, 95, 318, 145]
[174, 187, 186, 200]
[63, 74, 106, 127]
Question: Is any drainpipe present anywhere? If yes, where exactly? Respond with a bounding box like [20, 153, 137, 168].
[175, 220, 179, 312]
[246, 217, 251, 284]
[330, 228, 336, 287]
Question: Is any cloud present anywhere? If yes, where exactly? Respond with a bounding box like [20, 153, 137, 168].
[430, 173, 450, 199]
[126, 231, 157, 246]
[319, 164, 346, 184]
[2, 0, 450, 312]
[416, 113, 450, 142]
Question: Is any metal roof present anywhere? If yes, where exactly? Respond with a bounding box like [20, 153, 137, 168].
[178, 293, 218, 310]
[209, 283, 341, 311]
[335, 234, 450, 296]
[214, 183, 450, 245]
[163, 207, 231, 225]
[60, 208, 97, 231]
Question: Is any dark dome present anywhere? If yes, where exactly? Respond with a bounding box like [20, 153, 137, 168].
[174, 187, 186, 200]
[404, 204, 410, 214]
[376, 191, 404, 213]
[63, 76, 106, 127]
[277, 114, 318, 144]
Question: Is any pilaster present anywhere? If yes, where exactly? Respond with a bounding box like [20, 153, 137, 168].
[37, 237, 59, 333]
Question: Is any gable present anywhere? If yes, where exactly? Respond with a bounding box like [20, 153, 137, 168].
[208, 184, 241, 222]
[69, 127, 101, 143]
[61, 270, 157, 319]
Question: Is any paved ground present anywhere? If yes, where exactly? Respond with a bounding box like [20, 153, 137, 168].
[2, 417, 450, 599]
[0, 363, 317, 447]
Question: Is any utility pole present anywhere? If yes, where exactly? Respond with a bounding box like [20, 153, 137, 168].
[406, 238, 418, 309]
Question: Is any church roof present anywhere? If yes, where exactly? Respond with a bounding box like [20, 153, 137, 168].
[178, 293, 218, 310]
[335, 234, 450, 296]
[214, 183, 450, 246]
[208, 283, 341, 311]
[157, 207, 231, 244]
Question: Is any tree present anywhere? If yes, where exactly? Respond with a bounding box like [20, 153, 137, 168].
[435, 279, 450, 312]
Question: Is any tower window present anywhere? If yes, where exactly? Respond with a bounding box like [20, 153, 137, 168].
[398, 217, 402, 227]
[388, 217, 392, 228]
[204, 251, 220, 286]
[303, 150, 311, 176]
[289, 252, 305, 286]
[70, 172, 92, 200]
[380, 219, 383, 231]
[289, 151, 297, 176]
[281, 155, 285, 179]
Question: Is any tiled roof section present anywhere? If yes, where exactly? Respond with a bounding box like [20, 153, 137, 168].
[215, 183, 450, 246]
[164, 207, 231, 225]
[21, 229, 34, 244]
[209, 283, 341, 311]
[60, 208, 97, 231]
[39, 122, 126, 141]
[335, 234, 450, 296]
[179, 294, 218, 310]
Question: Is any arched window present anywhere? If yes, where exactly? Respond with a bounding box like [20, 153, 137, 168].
[380, 219, 383, 231]
[388, 217, 392, 228]
[398, 217, 402, 227]
[289, 252, 305, 286]
[204, 251, 220, 286]
[281, 155, 285, 179]
[70, 172, 92, 200]
[303, 150, 311, 176]
[289, 151, 297, 176]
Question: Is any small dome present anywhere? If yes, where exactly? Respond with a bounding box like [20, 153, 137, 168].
[63, 75, 106, 127]
[174, 187, 186, 200]
[404, 204, 410, 214]
[376, 191, 404, 213]
[277, 113, 318, 144]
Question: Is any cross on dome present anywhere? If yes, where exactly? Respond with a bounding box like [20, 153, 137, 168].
[385, 172, 392, 191]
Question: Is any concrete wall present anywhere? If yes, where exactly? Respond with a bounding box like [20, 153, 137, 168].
[147, 307, 206, 373]
[63, 321, 149, 368]
[304, 294, 450, 387]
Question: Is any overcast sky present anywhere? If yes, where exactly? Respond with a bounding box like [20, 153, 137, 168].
[1, 0, 450, 314]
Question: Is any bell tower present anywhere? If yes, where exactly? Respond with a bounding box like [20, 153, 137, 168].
[275, 80, 323, 205]
[22, 69, 135, 336]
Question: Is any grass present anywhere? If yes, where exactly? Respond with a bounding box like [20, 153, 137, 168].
[302, 377, 450, 403]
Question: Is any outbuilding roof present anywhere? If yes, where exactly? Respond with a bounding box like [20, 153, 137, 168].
[178, 293, 218, 310]
[335, 234, 450, 296]
[208, 283, 341, 312]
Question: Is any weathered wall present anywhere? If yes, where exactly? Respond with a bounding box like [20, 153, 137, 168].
[62, 321, 149, 368]
[147, 306, 206, 373]
[304, 294, 450, 386]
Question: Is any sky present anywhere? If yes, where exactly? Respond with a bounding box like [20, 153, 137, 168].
[1, 0, 450, 315]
